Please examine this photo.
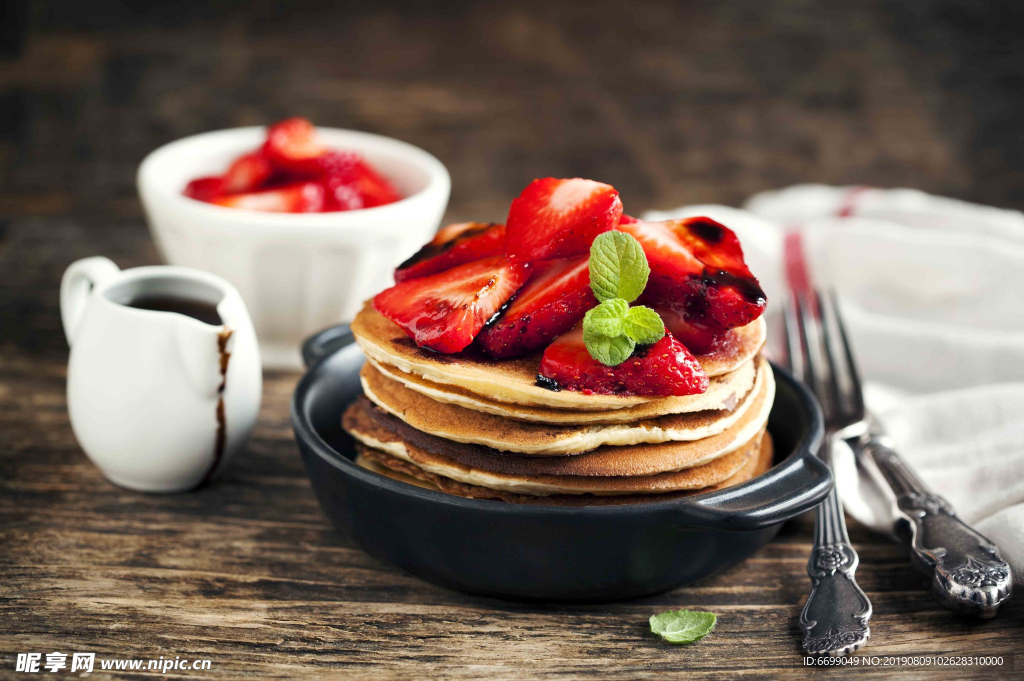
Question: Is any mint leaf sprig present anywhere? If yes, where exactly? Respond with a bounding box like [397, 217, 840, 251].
[582, 231, 665, 366]
[649, 609, 717, 645]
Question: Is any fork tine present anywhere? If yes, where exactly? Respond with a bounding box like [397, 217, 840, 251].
[782, 292, 803, 377]
[816, 290, 843, 420]
[827, 289, 865, 421]
[795, 291, 825, 408]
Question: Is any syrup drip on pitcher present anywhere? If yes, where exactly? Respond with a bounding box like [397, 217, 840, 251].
[202, 328, 233, 485]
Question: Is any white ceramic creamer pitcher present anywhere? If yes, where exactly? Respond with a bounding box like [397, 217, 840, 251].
[61, 257, 262, 492]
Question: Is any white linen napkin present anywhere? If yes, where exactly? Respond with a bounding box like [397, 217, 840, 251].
[644, 185, 1024, 582]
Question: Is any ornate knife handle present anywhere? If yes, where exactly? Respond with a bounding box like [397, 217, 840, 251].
[800, 485, 872, 655]
[861, 437, 1013, 618]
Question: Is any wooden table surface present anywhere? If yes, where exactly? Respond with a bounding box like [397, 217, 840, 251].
[2, 1, 1022, 678]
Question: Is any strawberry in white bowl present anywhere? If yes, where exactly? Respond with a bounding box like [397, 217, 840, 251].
[138, 121, 450, 368]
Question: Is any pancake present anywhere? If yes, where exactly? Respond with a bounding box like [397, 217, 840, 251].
[356, 453, 440, 490]
[342, 382, 772, 493]
[360, 356, 770, 455]
[352, 425, 763, 497]
[354, 432, 774, 505]
[366, 355, 759, 424]
[346, 367, 772, 478]
[351, 304, 766, 411]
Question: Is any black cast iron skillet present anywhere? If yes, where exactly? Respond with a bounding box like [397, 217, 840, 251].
[291, 323, 830, 602]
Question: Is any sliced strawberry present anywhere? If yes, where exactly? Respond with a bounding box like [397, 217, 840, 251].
[395, 222, 506, 283]
[505, 178, 623, 263]
[653, 304, 728, 356]
[313, 149, 362, 179]
[617, 218, 705, 283]
[222, 151, 273, 194]
[312, 151, 401, 208]
[210, 182, 325, 213]
[537, 326, 708, 397]
[321, 176, 365, 211]
[183, 176, 225, 202]
[671, 217, 756, 278]
[373, 256, 530, 353]
[350, 159, 402, 207]
[476, 256, 596, 359]
[262, 117, 324, 173]
[618, 218, 766, 330]
[685, 272, 767, 329]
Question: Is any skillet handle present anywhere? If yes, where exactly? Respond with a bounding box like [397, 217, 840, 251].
[301, 323, 354, 368]
[684, 447, 833, 532]
[683, 360, 831, 532]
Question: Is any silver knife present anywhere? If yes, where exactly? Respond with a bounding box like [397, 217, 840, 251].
[847, 420, 1013, 618]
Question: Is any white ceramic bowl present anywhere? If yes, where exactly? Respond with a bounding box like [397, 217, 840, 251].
[137, 127, 450, 368]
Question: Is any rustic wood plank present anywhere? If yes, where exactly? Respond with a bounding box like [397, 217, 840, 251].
[1, 0, 1022, 678]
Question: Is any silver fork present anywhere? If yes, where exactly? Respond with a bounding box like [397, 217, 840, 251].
[783, 290, 871, 656]
[819, 291, 1012, 618]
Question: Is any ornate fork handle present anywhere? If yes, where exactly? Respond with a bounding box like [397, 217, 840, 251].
[800, 483, 871, 655]
[859, 437, 1013, 618]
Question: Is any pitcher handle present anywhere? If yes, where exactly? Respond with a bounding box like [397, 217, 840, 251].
[60, 257, 121, 346]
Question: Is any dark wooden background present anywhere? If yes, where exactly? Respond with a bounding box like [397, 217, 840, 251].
[2, 1, 1023, 678]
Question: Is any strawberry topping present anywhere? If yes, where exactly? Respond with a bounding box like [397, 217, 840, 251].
[373, 256, 530, 354]
[505, 178, 623, 263]
[618, 217, 766, 330]
[537, 326, 709, 397]
[395, 222, 506, 283]
[653, 305, 728, 356]
[476, 256, 596, 359]
[209, 182, 326, 213]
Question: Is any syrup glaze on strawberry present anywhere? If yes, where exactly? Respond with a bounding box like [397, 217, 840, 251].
[537, 326, 709, 397]
[476, 255, 596, 358]
[373, 255, 530, 354]
[619, 217, 766, 351]
[395, 222, 506, 283]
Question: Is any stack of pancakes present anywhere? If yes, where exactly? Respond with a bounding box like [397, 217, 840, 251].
[343, 304, 776, 505]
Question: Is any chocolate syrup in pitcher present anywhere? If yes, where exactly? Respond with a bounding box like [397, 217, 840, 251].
[126, 295, 224, 326]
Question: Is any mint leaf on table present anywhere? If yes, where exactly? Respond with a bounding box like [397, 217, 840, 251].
[649, 610, 717, 645]
[588, 230, 650, 303]
[622, 305, 666, 345]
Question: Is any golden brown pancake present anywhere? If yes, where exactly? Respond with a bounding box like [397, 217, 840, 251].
[360, 357, 770, 455]
[351, 304, 766, 411]
[342, 390, 771, 494]
[354, 431, 774, 504]
[355, 453, 440, 490]
[366, 355, 760, 424]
